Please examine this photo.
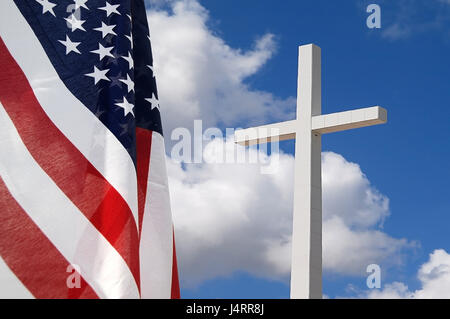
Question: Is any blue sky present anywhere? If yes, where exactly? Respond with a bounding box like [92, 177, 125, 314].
[145, 0, 450, 298]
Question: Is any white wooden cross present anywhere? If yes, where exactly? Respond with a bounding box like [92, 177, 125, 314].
[234, 44, 387, 299]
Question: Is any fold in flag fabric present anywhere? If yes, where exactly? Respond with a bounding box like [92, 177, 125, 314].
[0, 0, 179, 299]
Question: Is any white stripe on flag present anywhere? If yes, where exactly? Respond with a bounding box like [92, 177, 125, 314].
[140, 132, 174, 298]
[0, 256, 34, 299]
[0, 1, 139, 230]
[0, 103, 139, 299]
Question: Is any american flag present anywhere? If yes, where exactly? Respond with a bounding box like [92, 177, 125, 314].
[0, 0, 179, 298]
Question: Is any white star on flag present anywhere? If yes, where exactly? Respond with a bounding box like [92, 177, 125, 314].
[145, 93, 160, 110]
[121, 52, 134, 70]
[119, 74, 135, 93]
[85, 66, 110, 84]
[64, 14, 86, 32]
[58, 35, 81, 55]
[94, 22, 117, 38]
[90, 43, 114, 61]
[98, 1, 120, 17]
[115, 97, 134, 117]
[73, 0, 89, 10]
[35, 0, 57, 17]
[147, 65, 156, 78]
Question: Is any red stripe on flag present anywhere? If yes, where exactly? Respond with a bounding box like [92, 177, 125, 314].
[136, 128, 152, 238]
[171, 231, 180, 299]
[0, 37, 140, 290]
[0, 177, 99, 299]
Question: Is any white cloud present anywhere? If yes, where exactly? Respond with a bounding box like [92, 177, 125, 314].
[323, 217, 412, 277]
[146, 0, 295, 141]
[366, 249, 450, 299]
[167, 138, 414, 286]
[167, 139, 294, 286]
[322, 152, 389, 229]
[322, 153, 415, 277]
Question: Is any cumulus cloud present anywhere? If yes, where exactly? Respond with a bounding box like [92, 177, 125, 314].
[146, 0, 295, 141]
[322, 153, 416, 276]
[323, 217, 413, 276]
[167, 139, 414, 286]
[167, 139, 294, 286]
[365, 249, 450, 299]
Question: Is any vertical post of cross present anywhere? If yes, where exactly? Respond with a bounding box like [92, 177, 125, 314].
[290, 44, 322, 299]
[234, 43, 387, 299]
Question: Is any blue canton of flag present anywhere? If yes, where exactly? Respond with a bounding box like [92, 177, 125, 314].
[16, 0, 162, 164]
